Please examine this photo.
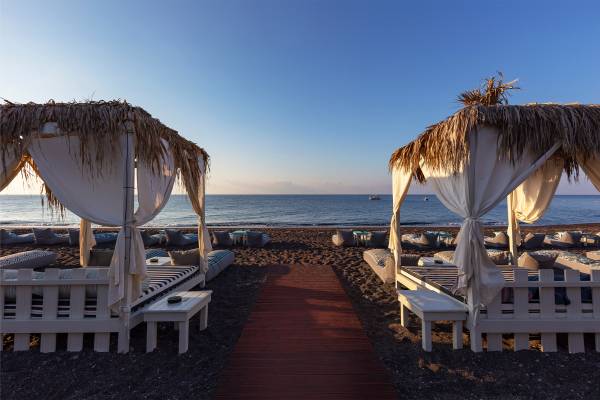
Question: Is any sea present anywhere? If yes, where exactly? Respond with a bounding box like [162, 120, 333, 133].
[1, 194, 600, 228]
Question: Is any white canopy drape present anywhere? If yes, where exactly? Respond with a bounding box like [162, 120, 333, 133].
[506, 158, 563, 257]
[0, 151, 25, 192]
[510, 158, 563, 224]
[27, 135, 176, 311]
[186, 158, 212, 271]
[420, 127, 560, 315]
[388, 167, 413, 270]
[581, 157, 600, 191]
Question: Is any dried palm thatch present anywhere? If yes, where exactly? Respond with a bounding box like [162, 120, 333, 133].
[457, 72, 519, 106]
[389, 80, 600, 182]
[0, 100, 209, 207]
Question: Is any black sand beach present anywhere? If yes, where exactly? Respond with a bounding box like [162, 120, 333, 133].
[1, 226, 600, 399]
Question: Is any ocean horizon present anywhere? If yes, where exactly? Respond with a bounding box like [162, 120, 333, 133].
[2, 194, 600, 228]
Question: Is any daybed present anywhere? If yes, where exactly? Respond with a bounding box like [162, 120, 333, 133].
[388, 76, 600, 352]
[0, 100, 212, 353]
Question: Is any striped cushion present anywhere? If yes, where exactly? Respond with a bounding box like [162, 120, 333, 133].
[0, 250, 57, 269]
[145, 248, 169, 259]
[95, 232, 118, 244]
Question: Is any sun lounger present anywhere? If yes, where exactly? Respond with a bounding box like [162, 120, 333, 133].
[520, 232, 546, 250]
[484, 231, 509, 249]
[363, 249, 419, 283]
[586, 250, 600, 261]
[401, 232, 440, 249]
[0, 250, 57, 269]
[94, 232, 118, 244]
[433, 249, 510, 265]
[141, 230, 165, 246]
[32, 228, 70, 245]
[165, 229, 198, 246]
[543, 231, 583, 248]
[0, 229, 35, 246]
[206, 250, 235, 281]
[363, 249, 395, 283]
[145, 248, 169, 259]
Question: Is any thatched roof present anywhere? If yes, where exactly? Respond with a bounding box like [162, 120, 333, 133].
[389, 103, 600, 182]
[0, 100, 209, 205]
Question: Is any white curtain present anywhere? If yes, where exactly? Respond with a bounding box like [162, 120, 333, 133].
[185, 157, 212, 272]
[0, 151, 24, 192]
[510, 158, 563, 224]
[580, 157, 600, 192]
[421, 126, 560, 315]
[388, 166, 413, 269]
[127, 143, 176, 297]
[28, 135, 176, 311]
[80, 219, 96, 266]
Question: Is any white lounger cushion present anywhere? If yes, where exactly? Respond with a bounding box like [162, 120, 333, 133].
[0, 250, 57, 270]
[363, 249, 395, 283]
[0, 230, 35, 245]
[206, 250, 235, 281]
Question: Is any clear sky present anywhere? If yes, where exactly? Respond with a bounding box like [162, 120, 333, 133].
[1, 0, 599, 195]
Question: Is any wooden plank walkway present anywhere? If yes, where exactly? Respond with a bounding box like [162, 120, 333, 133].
[215, 264, 396, 399]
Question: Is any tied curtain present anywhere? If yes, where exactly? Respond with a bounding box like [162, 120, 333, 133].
[420, 126, 560, 314]
[388, 166, 413, 269]
[185, 157, 212, 272]
[28, 135, 176, 312]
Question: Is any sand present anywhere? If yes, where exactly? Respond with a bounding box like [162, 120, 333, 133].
[1, 225, 600, 399]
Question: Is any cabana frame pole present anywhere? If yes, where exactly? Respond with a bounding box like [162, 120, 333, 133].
[117, 120, 136, 354]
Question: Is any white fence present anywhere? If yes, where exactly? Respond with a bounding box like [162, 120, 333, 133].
[471, 268, 600, 352]
[0, 268, 123, 352]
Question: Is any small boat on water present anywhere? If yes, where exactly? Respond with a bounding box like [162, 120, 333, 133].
[369, 195, 381, 200]
[424, 196, 429, 201]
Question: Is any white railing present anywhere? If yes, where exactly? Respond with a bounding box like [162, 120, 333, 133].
[471, 268, 600, 353]
[0, 268, 123, 352]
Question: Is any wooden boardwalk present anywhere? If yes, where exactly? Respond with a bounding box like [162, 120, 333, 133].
[215, 264, 396, 399]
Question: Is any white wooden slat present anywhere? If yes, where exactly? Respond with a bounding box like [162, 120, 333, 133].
[486, 293, 503, 351]
[40, 269, 60, 353]
[591, 270, 600, 352]
[0, 274, 5, 351]
[67, 269, 86, 351]
[94, 269, 110, 352]
[14, 269, 33, 351]
[513, 269, 530, 351]
[565, 270, 585, 353]
[539, 269, 557, 352]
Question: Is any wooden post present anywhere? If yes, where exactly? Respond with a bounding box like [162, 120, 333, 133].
[506, 194, 519, 265]
[117, 121, 136, 354]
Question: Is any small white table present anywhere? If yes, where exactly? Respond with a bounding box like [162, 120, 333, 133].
[397, 289, 467, 351]
[146, 256, 172, 266]
[144, 291, 212, 353]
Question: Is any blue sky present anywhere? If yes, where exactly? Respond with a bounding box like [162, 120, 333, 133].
[1, 0, 599, 194]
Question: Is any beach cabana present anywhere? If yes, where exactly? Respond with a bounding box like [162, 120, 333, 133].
[0, 100, 211, 352]
[388, 78, 600, 350]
